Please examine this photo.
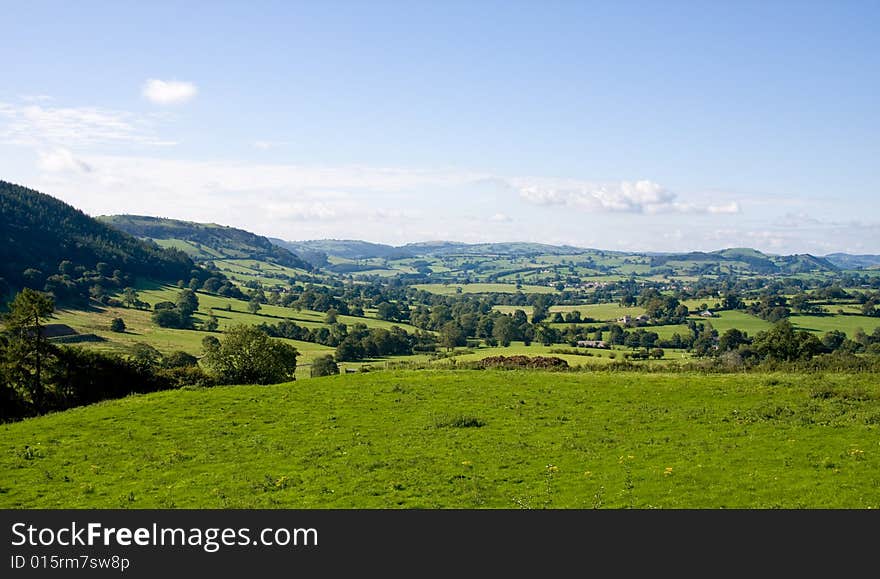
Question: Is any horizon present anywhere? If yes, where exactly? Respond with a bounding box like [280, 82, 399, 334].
[96, 208, 868, 258]
[2, 1, 879, 254]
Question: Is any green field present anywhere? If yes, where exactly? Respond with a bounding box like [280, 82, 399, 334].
[494, 304, 647, 321]
[46, 284, 430, 380]
[688, 311, 772, 335]
[2, 369, 878, 509]
[791, 314, 880, 336]
[429, 342, 691, 366]
[413, 283, 556, 295]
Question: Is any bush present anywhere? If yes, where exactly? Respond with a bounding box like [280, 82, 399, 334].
[164, 350, 198, 368]
[151, 308, 184, 328]
[110, 317, 126, 332]
[311, 355, 340, 378]
[479, 355, 569, 369]
[202, 325, 298, 385]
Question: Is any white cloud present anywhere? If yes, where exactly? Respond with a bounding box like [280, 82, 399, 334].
[489, 212, 512, 222]
[0, 102, 173, 147]
[142, 79, 198, 105]
[706, 202, 741, 214]
[517, 179, 741, 215]
[37, 148, 92, 173]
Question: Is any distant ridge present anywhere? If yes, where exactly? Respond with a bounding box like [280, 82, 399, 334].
[268, 237, 869, 272]
[100, 215, 312, 270]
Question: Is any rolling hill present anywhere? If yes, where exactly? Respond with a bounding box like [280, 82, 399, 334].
[100, 215, 312, 270]
[0, 180, 200, 301]
[825, 253, 880, 270]
[271, 238, 415, 263]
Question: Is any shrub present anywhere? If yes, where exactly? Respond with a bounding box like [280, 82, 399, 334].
[201, 325, 298, 385]
[311, 355, 340, 378]
[109, 317, 126, 332]
[479, 355, 569, 369]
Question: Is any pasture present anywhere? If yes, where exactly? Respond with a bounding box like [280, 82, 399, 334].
[2, 369, 878, 508]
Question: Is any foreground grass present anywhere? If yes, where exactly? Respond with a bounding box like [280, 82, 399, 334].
[2, 370, 879, 509]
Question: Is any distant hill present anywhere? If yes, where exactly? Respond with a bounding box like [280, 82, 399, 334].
[648, 249, 839, 274]
[267, 237, 850, 277]
[100, 215, 312, 270]
[271, 239, 414, 263]
[824, 253, 880, 270]
[0, 180, 199, 302]
[403, 241, 587, 256]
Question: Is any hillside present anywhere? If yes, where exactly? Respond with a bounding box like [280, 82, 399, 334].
[271, 238, 414, 263]
[2, 369, 878, 508]
[100, 215, 312, 270]
[0, 180, 198, 301]
[404, 241, 588, 256]
[825, 253, 880, 270]
[267, 237, 847, 280]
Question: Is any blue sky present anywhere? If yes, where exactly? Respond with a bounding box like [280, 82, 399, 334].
[1, 0, 878, 254]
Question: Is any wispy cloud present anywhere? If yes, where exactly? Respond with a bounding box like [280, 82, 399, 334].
[37, 148, 92, 173]
[517, 179, 741, 215]
[0, 101, 173, 147]
[142, 79, 198, 105]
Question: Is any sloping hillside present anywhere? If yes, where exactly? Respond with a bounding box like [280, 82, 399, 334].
[0, 180, 198, 301]
[100, 215, 312, 270]
[825, 253, 880, 270]
[272, 238, 414, 262]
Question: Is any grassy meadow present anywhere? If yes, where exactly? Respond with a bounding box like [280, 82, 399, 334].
[2, 369, 878, 509]
[46, 283, 431, 379]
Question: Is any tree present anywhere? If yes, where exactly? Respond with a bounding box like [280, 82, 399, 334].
[531, 301, 549, 324]
[335, 336, 365, 362]
[130, 342, 162, 369]
[176, 289, 199, 317]
[821, 330, 847, 352]
[110, 317, 126, 332]
[721, 293, 744, 310]
[152, 308, 183, 328]
[324, 308, 339, 325]
[752, 319, 820, 362]
[492, 316, 516, 347]
[376, 302, 399, 321]
[247, 299, 262, 315]
[311, 355, 340, 377]
[164, 350, 198, 368]
[440, 321, 466, 351]
[718, 328, 748, 352]
[202, 325, 298, 385]
[203, 314, 219, 332]
[202, 335, 221, 353]
[122, 287, 140, 308]
[3, 289, 55, 410]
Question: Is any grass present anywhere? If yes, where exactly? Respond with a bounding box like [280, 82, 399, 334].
[791, 314, 880, 336]
[45, 283, 430, 378]
[429, 342, 691, 366]
[694, 311, 772, 335]
[413, 283, 556, 295]
[48, 305, 336, 381]
[493, 304, 647, 321]
[2, 369, 878, 509]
